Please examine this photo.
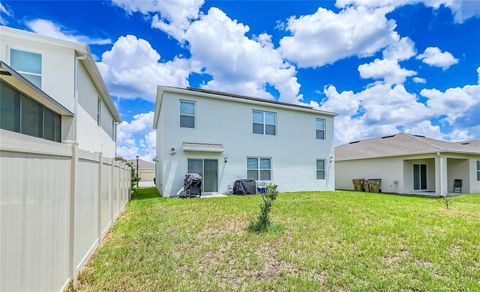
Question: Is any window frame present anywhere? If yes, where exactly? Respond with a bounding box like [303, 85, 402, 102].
[97, 98, 102, 126]
[477, 160, 480, 181]
[180, 99, 196, 128]
[1, 80, 61, 142]
[316, 159, 326, 180]
[316, 118, 326, 140]
[8, 47, 43, 88]
[113, 121, 117, 141]
[252, 110, 277, 136]
[247, 157, 272, 181]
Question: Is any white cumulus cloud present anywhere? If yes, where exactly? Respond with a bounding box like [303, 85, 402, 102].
[279, 6, 399, 68]
[25, 19, 111, 45]
[417, 47, 458, 69]
[97, 35, 190, 101]
[383, 36, 416, 61]
[358, 58, 417, 84]
[116, 111, 156, 161]
[112, 0, 204, 41]
[335, 0, 480, 23]
[185, 8, 302, 103]
[421, 85, 480, 123]
[413, 77, 427, 84]
[320, 83, 431, 144]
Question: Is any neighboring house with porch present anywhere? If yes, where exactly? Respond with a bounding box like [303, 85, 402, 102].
[335, 134, 480, 195]
[153, 86, 337, 197]
[0, 26, 120, 157]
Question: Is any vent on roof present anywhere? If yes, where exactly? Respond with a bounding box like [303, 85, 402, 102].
[349, 141, 360, 144]
[413, 134, 425, 138]
[381, 135, 396, 139]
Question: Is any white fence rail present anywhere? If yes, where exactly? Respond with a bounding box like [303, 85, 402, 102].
[0, 130, 130, 291]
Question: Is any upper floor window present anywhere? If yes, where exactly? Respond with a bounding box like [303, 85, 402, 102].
[477, 161, 480, 181]
[316, 118, 326, 140]
[113, 121, 117, 141]
[10, 49, 42, 88]
[0, 81, 61, 142]
[253, 110, 276, 135]
[247, 157, 272, 181]
[180, 100, 195, 128]
[97, 98, 102, 126]
[316, 159, 326, 180]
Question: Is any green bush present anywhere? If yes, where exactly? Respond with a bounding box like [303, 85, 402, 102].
[248, 183, 279, 233]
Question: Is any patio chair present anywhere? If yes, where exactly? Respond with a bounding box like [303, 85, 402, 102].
[453, 179, 462, 193]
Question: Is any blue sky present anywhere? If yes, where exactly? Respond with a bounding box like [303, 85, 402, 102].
[1, 0, 479, 160]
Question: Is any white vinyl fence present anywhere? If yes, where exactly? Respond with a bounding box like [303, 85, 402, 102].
[0, 130, 130, 292]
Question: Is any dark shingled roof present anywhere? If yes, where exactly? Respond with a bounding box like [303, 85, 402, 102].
[335, 133, 480, 161]
[183, 87, 337, 116]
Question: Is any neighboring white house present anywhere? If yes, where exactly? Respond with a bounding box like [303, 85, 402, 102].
[129, 158, 155, 187]
[153, 86, 337, 197]
[0, 26, 120, 157]
[335, 134, 480, 195]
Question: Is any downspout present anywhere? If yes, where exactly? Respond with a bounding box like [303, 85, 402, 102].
[73, 53, 87, 141]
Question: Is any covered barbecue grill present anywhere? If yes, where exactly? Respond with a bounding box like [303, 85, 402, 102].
[232, 179, 257, 195]
[182, 173, 202, 198]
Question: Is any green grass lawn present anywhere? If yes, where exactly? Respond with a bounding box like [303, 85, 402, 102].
[77, 188, 480, 291]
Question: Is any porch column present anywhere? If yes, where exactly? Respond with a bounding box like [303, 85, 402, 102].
[435, 155, 448, 195]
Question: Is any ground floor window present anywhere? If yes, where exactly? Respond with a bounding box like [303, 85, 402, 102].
[247, 157, 271, 181]
[0, 80, 61, 142]
[316, 159, 325, 180]
[477, 160, 480, 181]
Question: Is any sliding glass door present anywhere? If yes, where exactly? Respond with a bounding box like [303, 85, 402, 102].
[413, 164, 427, 190]
[188, 159, 218, 193]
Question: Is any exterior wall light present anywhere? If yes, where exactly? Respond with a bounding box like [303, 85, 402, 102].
[169, 148, 176, 156]
[224, 157, 228, 163]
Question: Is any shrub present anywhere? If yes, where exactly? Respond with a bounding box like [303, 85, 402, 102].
[248, 183, 279, 233]
[442, 192, 453, 210]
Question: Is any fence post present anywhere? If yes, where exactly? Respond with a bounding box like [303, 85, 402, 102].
[110, 159, 114, 222]
[66, 141, 78, 287]
[118, 164, 121, 213]
[97, 152, 103, 247]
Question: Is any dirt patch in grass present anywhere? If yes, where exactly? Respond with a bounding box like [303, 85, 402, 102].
[256, 243, 328, 285]
[198, 218, 247, 238]
[384, 250, 409, 266]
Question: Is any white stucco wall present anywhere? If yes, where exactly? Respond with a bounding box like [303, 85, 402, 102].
[0, 29, 75, 112]
[0, 28, 76, 141]
[447, 158, 470, 193]
[336, 154, 480, 195]
[77, 63, 116, 158]
[403, 158, 436, 193]
[0, 27, 117, 158]
[336, 157, 405, 193]
[156, 91, 335, 197]
[469, 158, 480, 193]
[139, 169, 155, 182]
